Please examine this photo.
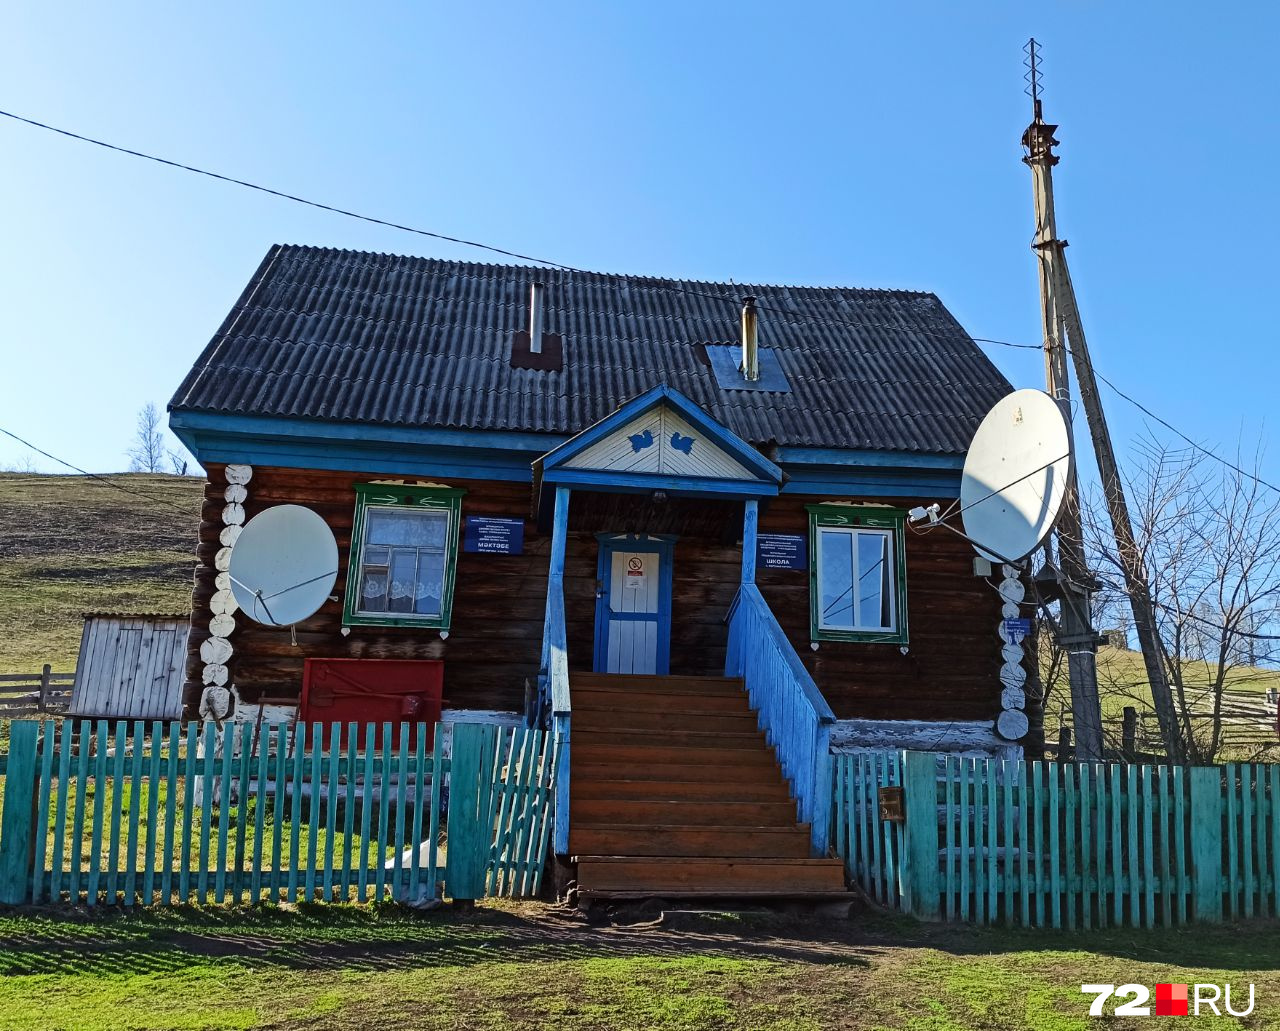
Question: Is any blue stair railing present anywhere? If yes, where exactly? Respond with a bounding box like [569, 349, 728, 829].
[726, 583, 836, 856]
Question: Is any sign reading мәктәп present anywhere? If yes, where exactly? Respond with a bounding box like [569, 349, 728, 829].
[462, 516, 525, 555]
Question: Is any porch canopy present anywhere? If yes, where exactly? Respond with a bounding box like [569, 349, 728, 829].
[533, 384, 782, 523]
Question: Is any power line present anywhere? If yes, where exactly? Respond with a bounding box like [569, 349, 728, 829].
[4, 106, 1276, 498]
[0, 426, 197, 514]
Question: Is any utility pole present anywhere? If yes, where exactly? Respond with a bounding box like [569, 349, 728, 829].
[1021, 39, 1104, 761]
[1020, 40, 1186, 763]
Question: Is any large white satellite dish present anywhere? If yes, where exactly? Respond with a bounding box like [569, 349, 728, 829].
[961, 388, 1072, 564]
[229, 505, 339, 626]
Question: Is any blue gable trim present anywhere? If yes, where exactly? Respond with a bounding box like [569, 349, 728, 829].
[775, 446, 964, 471]
[169, 408, 957, 497]
[170, 410, 562, 481]
[537, 385, 783, 487]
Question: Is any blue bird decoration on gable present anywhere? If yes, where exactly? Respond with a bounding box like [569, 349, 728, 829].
[670, 432, 695, 455]
[628, 429, 655, 453]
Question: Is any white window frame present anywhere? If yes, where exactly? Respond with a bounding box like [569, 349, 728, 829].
[815, 526, 898, 634]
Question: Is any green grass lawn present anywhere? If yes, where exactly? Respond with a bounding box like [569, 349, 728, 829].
[0, 473, 203, 674]
[1, 903, 1278, 1030]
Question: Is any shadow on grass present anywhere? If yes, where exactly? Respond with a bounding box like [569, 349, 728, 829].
[3, 902, 1278, 981]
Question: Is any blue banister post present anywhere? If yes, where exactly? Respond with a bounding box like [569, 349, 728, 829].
[547, 486, 573, 857]
[741, 498, 758, 585]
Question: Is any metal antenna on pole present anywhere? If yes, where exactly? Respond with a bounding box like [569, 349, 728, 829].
[1017, 39, 1187, 763]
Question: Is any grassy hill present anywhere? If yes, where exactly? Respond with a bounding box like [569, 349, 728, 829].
[0, 472, 204, 673]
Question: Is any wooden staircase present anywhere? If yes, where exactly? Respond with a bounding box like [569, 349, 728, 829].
[569, 672, 848, 899]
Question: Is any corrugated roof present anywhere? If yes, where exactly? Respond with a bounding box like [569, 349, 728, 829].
[170, 245, 1013, 454]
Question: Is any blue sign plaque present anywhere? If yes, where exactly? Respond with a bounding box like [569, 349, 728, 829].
[756, 533, 807, 571]
[463, 516, 525, 555]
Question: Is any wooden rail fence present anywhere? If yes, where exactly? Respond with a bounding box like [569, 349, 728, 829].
[0, 719, 556, 907]
[833, 750, 1280, 928]
[0, 667, 74, 719]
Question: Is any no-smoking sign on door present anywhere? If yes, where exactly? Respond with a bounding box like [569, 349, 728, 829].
[624, 556, 645, 590]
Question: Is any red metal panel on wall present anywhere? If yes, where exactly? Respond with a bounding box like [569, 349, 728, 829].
[301, 658, 444, 748]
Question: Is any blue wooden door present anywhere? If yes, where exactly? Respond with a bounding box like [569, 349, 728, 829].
[593, 535, 674, 675]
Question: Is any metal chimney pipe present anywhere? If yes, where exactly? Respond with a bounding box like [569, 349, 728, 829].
[741, 295, 759, 381]
[529, 282, 544, 355]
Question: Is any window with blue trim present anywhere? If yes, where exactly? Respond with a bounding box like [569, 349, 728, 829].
[807, 505, 908, 644]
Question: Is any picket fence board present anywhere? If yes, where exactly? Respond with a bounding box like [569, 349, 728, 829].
[0, 719, 556, 908]
[835, 750, 1279, 929]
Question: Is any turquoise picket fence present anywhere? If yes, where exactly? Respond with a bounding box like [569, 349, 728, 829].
[833, 750, 1280, 928]
[0, 719, 556, 907]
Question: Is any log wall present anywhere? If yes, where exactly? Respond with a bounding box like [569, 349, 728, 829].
[185, 465, 1002, 723]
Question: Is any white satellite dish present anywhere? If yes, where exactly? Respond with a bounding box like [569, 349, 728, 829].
[961, 388, 1072, 564]
[229, 505, 339, 626]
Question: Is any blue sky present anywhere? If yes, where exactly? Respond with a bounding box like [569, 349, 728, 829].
[1, 2, 1276, 488]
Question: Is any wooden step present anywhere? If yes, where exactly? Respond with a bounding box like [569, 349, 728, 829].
[572, 762, 787, 786]
[574, 743, 777, 767]
[575, 856, 848, 895]
[572, 778, 793, 802]
[572, 674, 745, 695]
[572, 709, 760, 734]
[572, 688, 752, 714]
[572, 798, 800, 827]
[572, 728, 766, 750]
[570, 825, 812, 859]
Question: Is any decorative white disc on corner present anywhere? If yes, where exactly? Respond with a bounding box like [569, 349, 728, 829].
[224, 484, 248, 504]
[215, 547, 234, 571]
[1001, 685, 1027, 710]
[997, 708, 1030, 741]
[219, 524, 242, 548]
[209, 612, 236, 638]
[998, 578, 1026, 604]
[222, 502, 246, 526]
[225, 464, 253, 485]
[215, 571, 231, 592]
[1002, 601, 1021, 619]
[210, 590, 239, 616]
[1000, 662, 1027, 689]
[202, 663, 229, 687]
[200, 637, 233, 665]
[1001, 642, 1024, 664]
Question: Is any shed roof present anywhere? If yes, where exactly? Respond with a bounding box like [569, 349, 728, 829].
[170, 244, 1012, 455]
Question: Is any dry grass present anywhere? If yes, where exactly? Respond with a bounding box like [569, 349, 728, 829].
[0, 472, 202, 673]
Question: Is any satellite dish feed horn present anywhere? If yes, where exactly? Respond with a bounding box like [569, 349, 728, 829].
[960, 388, 1073, 565]
[228, 505, 340, 628]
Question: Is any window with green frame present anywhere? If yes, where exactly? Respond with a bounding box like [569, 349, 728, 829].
[343, 484, 466, 629]
[806, 504, 908, 644]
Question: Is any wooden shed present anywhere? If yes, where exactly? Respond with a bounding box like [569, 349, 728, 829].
[70, 614, 189, 720]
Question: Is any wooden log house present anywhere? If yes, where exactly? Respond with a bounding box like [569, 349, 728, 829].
[169, 245, 1024, 897]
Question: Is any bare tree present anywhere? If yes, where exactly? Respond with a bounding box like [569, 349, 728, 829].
[1084, 436, 1280, 763]
[127, 403, 168, 473]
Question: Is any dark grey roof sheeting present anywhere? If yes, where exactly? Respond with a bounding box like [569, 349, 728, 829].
[171, 245, 1012, 454]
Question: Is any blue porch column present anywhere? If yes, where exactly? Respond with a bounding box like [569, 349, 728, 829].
[547, 486, 573, 855]
[740, 498, 758, 585]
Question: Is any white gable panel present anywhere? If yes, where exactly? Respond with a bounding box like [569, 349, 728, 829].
[565, 410, 663, 473]
[660, 409, 755, 479]
[563, 404, 757, 481]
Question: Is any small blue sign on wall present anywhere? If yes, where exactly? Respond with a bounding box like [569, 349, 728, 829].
[463, 516, 525, 555]
[757, 534, 807, 570]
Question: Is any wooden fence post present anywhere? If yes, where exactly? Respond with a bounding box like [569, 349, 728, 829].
[903, 750, 941, 921]
[0, 722, 41, 904]
[38, 665, 51, 713]
[1122, 707, 1137, 760]
[1189, 766, 1223, 922]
